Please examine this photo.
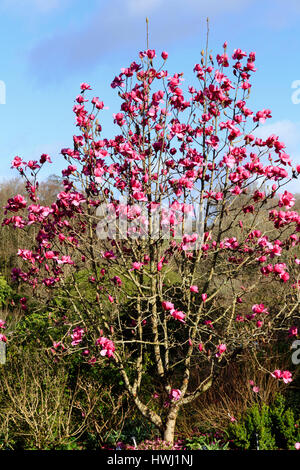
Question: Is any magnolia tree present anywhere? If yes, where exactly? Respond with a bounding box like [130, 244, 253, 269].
[3, 42, 300, 443]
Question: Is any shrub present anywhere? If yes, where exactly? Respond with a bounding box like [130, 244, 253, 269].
[227, 394, 300, 450]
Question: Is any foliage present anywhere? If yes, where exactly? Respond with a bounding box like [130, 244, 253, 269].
[185, 433, 229, 450]
[0, 274, 12, 307]
[227, 394, 300, 450]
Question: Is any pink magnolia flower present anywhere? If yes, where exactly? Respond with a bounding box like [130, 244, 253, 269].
[0, 334, 7, 342]
[252, 386, 260, 393]
[146, 49, 156, 59]
[131, 262, 143, 271]
[132, 191, 147, 201]
[96, 336, 115, 358]
[252, 303, 268, 314]
[80, 82, 91, 91]
[0, 320, 6, 329]
[5, 194, 27, 213]
[190, 285, 199, 293]
[112, 276, 122, 286]
[279, 271, 290, 283]
[102, 250, 116, 260]
[91, 97, 104, 110]
[162, 301, 174, 311]
[201, 293, 207, 302]
[216, 343, 227, 357]
[11, 156, 23, 168]
[169, 389, 181, 401]
[157, 259, 164, 271]
[281, 370, 293, 384]
[278, 191, 295, 209]
[170, 310, 186, 323]
[71, 327, 84, 346]
[236, 315, 244, 322]
[288, 326, 298, 338]
[271, 369, 292, 384]
[271, 369, 282, 379]
[295, 443, 300, 450]
[51, 341, 66, 354]
[40, 153, 52, 164]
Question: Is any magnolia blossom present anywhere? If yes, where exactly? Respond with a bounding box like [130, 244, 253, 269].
[288, 326, 298, 338]
[0, 320, 6, 329]
[216, 344, 227, 357]
[281, 370, 293, 384]
[278, 191, 295, 209]
[271, 369, 293, 384]
[80, 82, 92, 91]
[131, 262, 144, 271]
[252, 303, 268, 315]
[96, 337, 115, 358]
[0, 334, 7, 342]
[190, 285, 199, 293]
[169, 389, 181, 401]
[71, 327, 84, 346]
[162, 301, 174, 311]
[11, 156, 23, 168]
[170, 309, 186, 323]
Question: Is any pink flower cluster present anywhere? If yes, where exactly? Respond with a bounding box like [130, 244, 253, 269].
[96, 336, 115, 358]
[271, 369, 293, 384]
[162, 301, 185, 323]
[169, 388, 181, 401]
[216, 344, 227, 357]
[71, 326, 85, 346]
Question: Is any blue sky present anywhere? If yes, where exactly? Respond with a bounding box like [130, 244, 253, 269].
[1, 0, 300, 192]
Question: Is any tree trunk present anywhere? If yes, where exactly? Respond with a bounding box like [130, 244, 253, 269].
[163, 406, 179, 445]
